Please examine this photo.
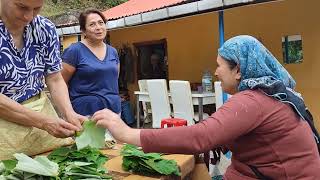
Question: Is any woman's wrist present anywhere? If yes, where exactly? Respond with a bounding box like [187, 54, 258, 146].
[61, 108, 76, 119]
[123, 127, 141, 147]
[28, 110, 52, 130]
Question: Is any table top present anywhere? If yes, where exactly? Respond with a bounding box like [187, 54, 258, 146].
[102, 143, 195, 180]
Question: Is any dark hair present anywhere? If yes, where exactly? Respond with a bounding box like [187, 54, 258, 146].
[226, 59, 238, 70]
[79, 9, 107, 31]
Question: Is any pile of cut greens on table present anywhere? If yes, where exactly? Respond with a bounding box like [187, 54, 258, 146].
[0, 120, 111, 179]
[0, 121, 181, 179]
[121, 144, 181, 176]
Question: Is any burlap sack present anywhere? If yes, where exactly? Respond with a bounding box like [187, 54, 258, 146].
[0, 92, 73, 160]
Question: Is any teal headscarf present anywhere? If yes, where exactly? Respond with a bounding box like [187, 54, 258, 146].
[218, 35, 319, 150]
[218, 35, 296, 91]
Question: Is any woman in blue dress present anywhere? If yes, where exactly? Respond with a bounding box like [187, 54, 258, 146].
[61, 9, 121, 116]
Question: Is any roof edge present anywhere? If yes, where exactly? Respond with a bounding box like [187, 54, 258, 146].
[57, 0, 280, 36]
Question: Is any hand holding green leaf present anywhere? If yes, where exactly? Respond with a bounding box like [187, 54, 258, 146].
[75, 120, 106, 150]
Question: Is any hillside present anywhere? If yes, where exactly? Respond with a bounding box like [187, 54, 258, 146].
[41, 0, 127, 25]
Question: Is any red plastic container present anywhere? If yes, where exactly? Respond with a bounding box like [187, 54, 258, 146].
[161, 118, 187, 128]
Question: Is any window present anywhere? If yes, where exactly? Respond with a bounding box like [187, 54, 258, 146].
[282, 35, 303, 64]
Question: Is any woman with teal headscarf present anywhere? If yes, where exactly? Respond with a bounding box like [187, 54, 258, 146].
[90, 35, 320, 179]
[218, 35, 320, 147]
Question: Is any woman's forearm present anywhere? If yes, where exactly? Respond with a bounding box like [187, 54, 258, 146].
[45, 72, 74, 118]
[0, 93, 46, 129]
[140, 122, 214, 154]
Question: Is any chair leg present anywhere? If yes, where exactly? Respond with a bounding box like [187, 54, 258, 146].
[204, 151, 210, 170]
[141, 116, 146, 128]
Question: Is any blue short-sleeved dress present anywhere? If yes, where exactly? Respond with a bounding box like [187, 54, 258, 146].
[0, 16, 62, 102]
[62, 42, 121, 116]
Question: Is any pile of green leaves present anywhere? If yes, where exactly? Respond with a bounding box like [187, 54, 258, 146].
[0, 120, 110, 179]
[75, 120, 106, 150]
[121, 144, 181, 176]
[0, 153, 59, 179]
[0, 146, 111, 180]
[48, 145, 111, 179]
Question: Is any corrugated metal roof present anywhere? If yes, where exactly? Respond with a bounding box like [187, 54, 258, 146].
[102, 0, 188, 20]
[58, 0, 278, 34]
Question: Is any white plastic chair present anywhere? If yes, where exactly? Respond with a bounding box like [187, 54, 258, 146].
[138, 80, 152, 124]
[169, 80, 209, 126]
[214, 81, 224, 110]
[214, 81, 231, 110]
[147, 79, 171, 128]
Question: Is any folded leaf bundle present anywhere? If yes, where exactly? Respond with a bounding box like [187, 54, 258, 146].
[121, 144, 181, 176]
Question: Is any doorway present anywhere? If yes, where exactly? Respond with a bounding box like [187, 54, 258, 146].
[134, 39, 168, 80]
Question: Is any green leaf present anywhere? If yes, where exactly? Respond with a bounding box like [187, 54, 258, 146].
[49, 146, 71, 157]
[0, 162, 5, 174]
[143, 158, 181, 176]
[64, 171, 106, 178]
[13, 154, 59, 177]
[2, 160, 18, 171]
[75, 120, 106, 150]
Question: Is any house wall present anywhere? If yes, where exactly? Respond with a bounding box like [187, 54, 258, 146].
[109, 13, 220, 81]
[61, 35, 78, 50]
[223, 0, 320, 129]
[107, 14, 220, 124]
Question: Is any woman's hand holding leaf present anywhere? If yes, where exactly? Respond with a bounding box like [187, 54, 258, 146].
[65, 111, 86, 129]
[92, 109, 141, 146]
[42, 118, 79, 138]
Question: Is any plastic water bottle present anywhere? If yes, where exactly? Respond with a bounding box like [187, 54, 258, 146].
[202, 70, 213, 92]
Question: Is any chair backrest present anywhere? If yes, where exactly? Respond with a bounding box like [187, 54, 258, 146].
[138, 80, 149, 118]
[138, 80, 148, 92]
[169, 80, 195, 126]
[147, 79, 171, 128]
[214, 81, 223, 110]
[214, 81, 231, 110]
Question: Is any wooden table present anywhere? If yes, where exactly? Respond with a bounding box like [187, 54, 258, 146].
[39, 143, 210, 180]
[102, 143, 195, 180]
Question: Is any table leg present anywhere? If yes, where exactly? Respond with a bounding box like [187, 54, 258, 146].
[136, 95, 140, 128]
[198, 97, 203, 121]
